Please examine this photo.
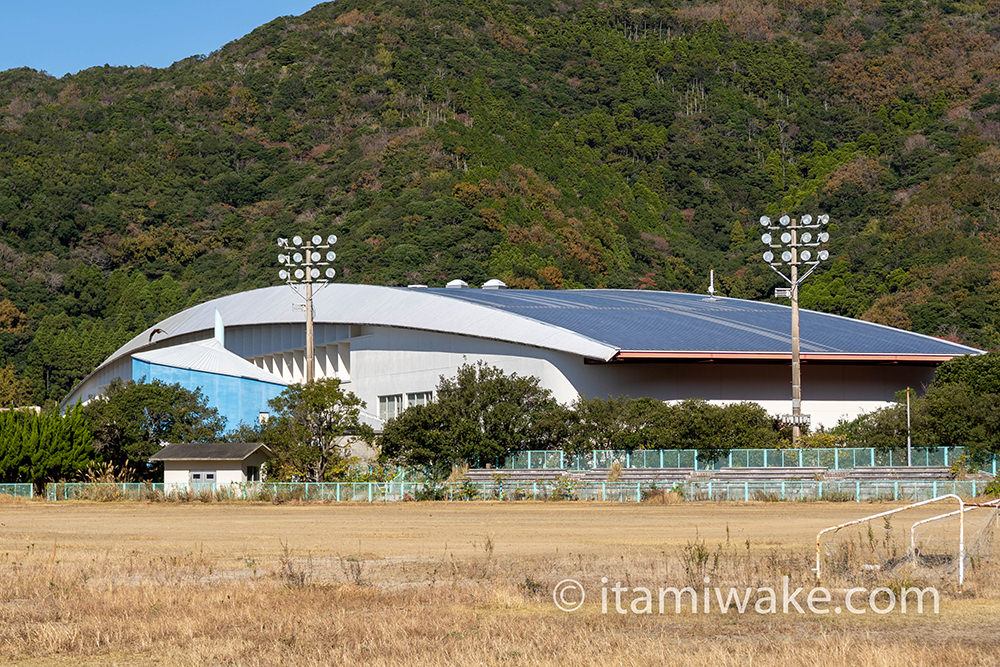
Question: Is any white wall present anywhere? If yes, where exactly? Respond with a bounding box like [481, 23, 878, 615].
[162, 453, 270, 486]
[344, 326, 937, 429]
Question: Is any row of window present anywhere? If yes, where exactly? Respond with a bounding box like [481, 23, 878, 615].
[378, 391, 433, 421]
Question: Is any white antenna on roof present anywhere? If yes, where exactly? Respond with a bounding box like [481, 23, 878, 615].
[705, 269, 718, 301]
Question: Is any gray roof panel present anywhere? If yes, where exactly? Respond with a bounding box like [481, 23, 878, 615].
[426, 289, 980, 357]
[150, 442, 274, 461]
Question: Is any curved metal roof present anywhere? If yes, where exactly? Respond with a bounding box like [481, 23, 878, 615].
[65, 285, 980, 405]
[426, 288, 981, 359]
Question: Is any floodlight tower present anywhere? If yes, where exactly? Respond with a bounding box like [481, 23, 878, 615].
[276, 234, 338, 383]
[758, 213, 831, 445]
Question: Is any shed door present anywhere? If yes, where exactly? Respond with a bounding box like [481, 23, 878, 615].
[190, 471, 216, 484]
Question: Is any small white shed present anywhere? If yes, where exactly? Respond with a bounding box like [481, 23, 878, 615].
[150, 443, 274, 487]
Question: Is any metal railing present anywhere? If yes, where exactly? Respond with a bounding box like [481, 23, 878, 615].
[42, 479, 991, 503]
[497, 446, 997, 472]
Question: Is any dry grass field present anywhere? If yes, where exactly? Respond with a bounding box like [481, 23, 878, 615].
[1, 499, 998, 665]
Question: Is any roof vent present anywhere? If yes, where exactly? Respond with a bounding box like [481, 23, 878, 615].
[407, 284, 428, 289]
[482, 279, 508, 290]
[445, 279, 469, 289]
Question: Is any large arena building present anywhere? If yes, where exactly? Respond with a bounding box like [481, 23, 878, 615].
[62, 283, 980, 431]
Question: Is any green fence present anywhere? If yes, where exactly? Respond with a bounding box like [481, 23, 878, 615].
[497, 446, 997, 472]
[43, 479, 992, 503]
[0, 483, 33, 498]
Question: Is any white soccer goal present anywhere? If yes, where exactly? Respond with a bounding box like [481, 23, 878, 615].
[815, 495, 969, 587]
[909, 498, 1000, 581]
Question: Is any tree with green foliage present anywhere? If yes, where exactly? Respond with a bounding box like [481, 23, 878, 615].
[263, 378, 372, 482]
[376, 401, 455, 479]
[567, 396, 779, 456]
[838, 382, 1000, 463]
[0, 365, 31, 407]
[82, 379, 225, 477]
[933, 352, 1000, 394]
[0, 406, 94, 491]
[568, 396, 672, 452]
[378, 362, 567, 477]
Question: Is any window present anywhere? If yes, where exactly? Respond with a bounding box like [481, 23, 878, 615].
[379, 394, 403, 422]
[246, 466, 259, 482]
[407, 391, 433, 408]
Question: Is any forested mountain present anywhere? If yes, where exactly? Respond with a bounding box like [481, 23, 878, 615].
[2, 0, 1000, 405]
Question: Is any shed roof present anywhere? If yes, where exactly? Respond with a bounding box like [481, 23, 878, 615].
[150, 442, 274, 462]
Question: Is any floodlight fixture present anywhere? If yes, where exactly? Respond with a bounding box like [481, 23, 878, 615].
[801, 214, 813, 225]
[800, 250, 812, 261]
[779, 215, 791, 226]
[801, 232, 812, 243]
[818, 250, 829, 261]
[818, 214, 830, 224]
[763, 251, 774, 262]
[759, 215, 771, 226]
[781, 232, 792, 244]
[274, 232, 339, 384]
[762, 233, 772, 244]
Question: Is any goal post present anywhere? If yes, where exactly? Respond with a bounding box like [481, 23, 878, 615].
[815, 494, 966, 586]
[910, 498, 1000, 579]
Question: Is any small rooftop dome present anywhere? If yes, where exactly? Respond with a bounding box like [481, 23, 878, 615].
[445, 279, 469, 289]
[482, 279, 508, 290]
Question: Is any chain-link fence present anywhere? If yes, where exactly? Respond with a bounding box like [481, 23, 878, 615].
[497, 446, 993, 471]
[42, 479, 990, 503]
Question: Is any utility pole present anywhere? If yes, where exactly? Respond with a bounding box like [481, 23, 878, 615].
[906, 387, 912, 466]
[304, 248, 315, 382]
[790, 247, 801, 444]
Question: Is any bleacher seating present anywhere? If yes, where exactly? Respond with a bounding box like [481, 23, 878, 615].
[463, 465, 984, 483]
[707, 467, 827, 482]
[838, 466, 976, 481]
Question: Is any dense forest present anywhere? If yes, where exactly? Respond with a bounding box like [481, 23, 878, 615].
[2, 0, 1000, 405]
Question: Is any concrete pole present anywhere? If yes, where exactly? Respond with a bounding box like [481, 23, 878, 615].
[906, 387, 912, 466]
[305, 245, 315, 384]
[790, 224, 801, 446]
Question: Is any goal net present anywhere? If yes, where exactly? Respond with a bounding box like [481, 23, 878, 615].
[910, 499, 1000, 581]
[816, 495, 1000, 588]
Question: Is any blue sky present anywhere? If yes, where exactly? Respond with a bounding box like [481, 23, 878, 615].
[0, 1, 322, 77]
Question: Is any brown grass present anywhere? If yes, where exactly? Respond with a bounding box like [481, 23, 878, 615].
[0, 501, 997, 665]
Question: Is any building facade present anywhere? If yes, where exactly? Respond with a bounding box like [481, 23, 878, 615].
[62, 284, 981, 432]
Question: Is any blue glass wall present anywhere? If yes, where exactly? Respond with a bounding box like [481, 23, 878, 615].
[132, 359, 286, 431]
